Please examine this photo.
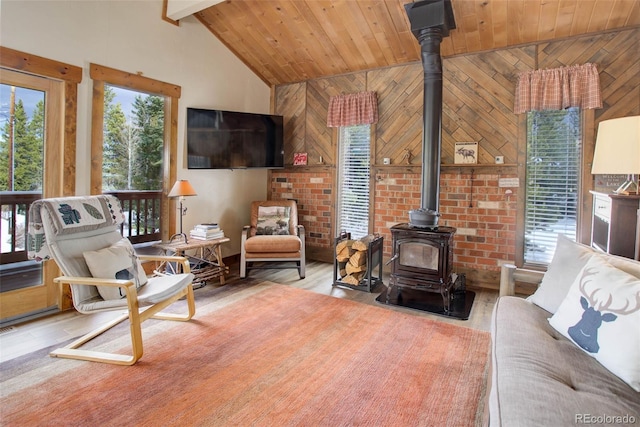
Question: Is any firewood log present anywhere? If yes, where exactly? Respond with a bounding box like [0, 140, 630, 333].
[352, 240, 368, 252]
[342, 272, 364, 285]
[336, 250, 351, 262]
[336, 239, 354, 253]
[349, 250, 367, 267]
[335, 240, 354, 262]
[346, 262, 367, 275]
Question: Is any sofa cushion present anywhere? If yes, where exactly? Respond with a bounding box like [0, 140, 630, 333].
[602, 250, 640, 279]
[527, 234, 594, 314]
[490, 297, 640, 427]
[83, 238, 148, 300]
[549, 256, 640, 391]
[527, 234, 640, 315]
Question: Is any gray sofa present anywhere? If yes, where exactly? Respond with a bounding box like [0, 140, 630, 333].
[488, 235, 640, 426]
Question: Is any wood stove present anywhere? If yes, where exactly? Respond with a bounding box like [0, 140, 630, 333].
[376, 0, 474, 319]
[389, 224, 455, 309]
[380, 223, 473, 319]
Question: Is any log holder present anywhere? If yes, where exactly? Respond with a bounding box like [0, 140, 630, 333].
[332, 232, 384, 292]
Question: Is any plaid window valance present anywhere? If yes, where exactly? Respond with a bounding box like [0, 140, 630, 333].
[514, 63, 602, 114]
[327, 91, 378, 127]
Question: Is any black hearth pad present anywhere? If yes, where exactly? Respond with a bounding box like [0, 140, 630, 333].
[376, 287, 475, 320]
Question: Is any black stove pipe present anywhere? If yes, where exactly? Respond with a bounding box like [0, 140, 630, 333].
[418, 28, 443, 212]
[405, 0, 456, 214]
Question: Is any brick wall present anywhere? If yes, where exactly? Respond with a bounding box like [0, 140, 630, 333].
[375, 171, 518, 287]
[373, 172, 421, 260]
[269, 171, 334, 250]
[269, 169, 518, 288]
[439, 172, 518, 281]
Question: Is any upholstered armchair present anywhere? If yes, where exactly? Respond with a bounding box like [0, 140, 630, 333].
[28, 195, 195, 365]
[240, 200, 305, 279]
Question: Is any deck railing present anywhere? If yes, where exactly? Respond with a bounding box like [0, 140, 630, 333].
[0, 191, 41, 264]
[0, 190, 162, 266]
[104, 190, 163, 244]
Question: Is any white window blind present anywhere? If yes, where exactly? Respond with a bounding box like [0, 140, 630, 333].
[525, 108, 581, 265]
[337, 124, 371, 240]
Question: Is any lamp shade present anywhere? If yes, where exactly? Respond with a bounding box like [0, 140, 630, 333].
[591, 115, 640, 175]
[168, 180, 197, 197]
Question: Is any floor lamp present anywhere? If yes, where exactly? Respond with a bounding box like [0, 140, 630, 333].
[168, 179, 197, 243]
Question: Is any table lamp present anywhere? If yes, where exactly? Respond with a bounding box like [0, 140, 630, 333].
[168, 179, 197, 242]
[592, 115, 640, 194]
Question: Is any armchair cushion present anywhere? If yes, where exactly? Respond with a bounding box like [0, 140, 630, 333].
[83, 238, 148, 300]
[250, 200, 298, 237]
[244, 235, 301, 256]
[256, 205, 291, 235]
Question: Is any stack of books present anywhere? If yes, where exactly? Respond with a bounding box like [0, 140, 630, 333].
[190, 223, 224, 240]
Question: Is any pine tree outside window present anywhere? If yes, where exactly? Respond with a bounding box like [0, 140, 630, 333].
[524, 107, 581, 265]
[102, 85, 164, 242]
[103, 86, 164, 192]
[0, 82, 46, 290]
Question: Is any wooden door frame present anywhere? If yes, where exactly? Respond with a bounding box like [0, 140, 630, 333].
[0, 47, 81, 318]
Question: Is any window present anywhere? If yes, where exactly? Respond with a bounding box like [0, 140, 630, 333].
[102, 85, 164, 243]
[337, 124, 371, 239]
[90, 64, 181, 243]
[524, 108, 581, 265]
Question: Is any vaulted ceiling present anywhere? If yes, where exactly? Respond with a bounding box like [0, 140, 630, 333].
[194, 0, 640, 87]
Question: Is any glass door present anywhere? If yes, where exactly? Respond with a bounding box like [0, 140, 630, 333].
[0, 69, 62, 324]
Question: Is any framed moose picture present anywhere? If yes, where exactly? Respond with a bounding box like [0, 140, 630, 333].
[454, 142, 478, 164]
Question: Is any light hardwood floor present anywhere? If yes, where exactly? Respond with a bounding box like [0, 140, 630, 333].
[0, 260, 498, 363]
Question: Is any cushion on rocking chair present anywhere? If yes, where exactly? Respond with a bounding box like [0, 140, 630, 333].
[137, 273, 194, 305]
[83, 238, 148, 300]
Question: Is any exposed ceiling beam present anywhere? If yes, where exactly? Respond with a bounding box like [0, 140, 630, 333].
[166, 0, 223, 21]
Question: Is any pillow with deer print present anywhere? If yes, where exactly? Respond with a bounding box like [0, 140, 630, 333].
[549, 255, 640, 391]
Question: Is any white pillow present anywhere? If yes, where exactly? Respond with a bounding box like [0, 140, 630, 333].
[527, 234, 595, 313]
[83, 238, 148, 300]
[548, 255, 640, 391]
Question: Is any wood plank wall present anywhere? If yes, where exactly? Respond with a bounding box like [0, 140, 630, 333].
[271, 27, 640, 289]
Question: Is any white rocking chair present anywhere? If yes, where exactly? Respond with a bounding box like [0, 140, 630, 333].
[28, 195, 195, 365]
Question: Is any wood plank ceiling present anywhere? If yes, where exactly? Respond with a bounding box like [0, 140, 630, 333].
[195, 0, 640, 87]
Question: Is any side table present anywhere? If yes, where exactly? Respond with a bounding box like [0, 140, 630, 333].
[154, 237, 230, 288]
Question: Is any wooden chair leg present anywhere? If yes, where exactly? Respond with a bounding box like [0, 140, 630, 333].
[50, 311, 143, 366]
[50, 285, 195, 366]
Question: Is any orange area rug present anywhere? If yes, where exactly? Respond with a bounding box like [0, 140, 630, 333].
[1, 284, 490, 426]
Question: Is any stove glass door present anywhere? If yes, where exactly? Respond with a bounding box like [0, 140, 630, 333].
[399, 241, 439, 271]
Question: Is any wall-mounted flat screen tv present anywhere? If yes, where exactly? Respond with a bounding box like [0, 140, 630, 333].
[186, 107, 284, 169]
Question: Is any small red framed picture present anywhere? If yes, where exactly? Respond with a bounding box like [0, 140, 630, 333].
[293, 152, 308, 166]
